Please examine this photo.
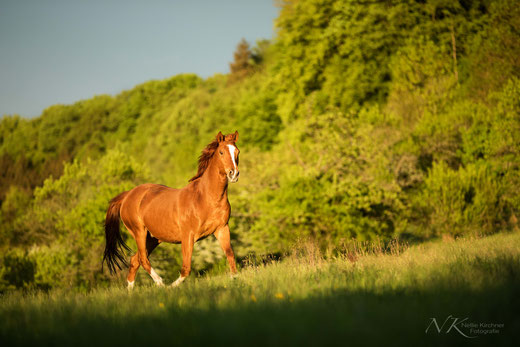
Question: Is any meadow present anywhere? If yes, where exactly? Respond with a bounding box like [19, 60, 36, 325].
[1, 231, 518, 346]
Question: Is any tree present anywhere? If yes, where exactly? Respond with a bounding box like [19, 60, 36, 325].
[229, 38, 254, 83]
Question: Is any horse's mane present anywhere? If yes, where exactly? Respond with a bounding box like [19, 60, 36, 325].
[188, 139, 220, 182]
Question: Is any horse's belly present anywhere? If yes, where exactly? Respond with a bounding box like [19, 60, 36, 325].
[144, 217, 182, 243]
[141, 201, 183, 243]
[148, 226, 182, 243]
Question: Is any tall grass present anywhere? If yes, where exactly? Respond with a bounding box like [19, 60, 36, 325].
[1, 232, 519, 346]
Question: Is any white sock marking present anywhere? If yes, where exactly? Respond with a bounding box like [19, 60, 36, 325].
[150, 268, 164, 286]
[171, 276, 186, 287]
[127, 280, 134, 290]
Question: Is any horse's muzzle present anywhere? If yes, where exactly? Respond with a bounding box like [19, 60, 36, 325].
[227, 170, 239, 183]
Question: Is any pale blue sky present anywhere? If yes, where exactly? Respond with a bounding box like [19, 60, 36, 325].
[0, 0, 278, 118]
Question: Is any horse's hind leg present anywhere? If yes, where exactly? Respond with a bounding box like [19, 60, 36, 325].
[136, 229, 164, 286]
[127, 254, 140, 289]
[127, 231, 161, 289]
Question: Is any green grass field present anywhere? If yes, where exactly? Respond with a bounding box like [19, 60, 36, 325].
[1, 232, 519, 346]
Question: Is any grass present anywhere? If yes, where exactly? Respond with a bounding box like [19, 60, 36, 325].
[1, 232, 519, 346]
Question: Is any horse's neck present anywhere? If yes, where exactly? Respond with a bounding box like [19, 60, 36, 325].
[199, 159, 228, 201]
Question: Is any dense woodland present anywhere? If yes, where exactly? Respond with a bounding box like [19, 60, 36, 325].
[0, 0, 518, 291]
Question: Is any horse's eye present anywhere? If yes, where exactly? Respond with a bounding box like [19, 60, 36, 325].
[219, 151, 223, 155]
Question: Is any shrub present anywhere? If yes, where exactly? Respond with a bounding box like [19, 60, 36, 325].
[0, 249, 35, 292]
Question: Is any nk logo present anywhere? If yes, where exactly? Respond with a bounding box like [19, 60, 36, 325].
[425, 315, 477, 338]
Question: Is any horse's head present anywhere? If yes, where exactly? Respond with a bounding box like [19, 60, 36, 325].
[215, 131, 240, 183]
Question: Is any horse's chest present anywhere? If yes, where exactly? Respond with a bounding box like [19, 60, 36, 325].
[198, 203, 229, 236]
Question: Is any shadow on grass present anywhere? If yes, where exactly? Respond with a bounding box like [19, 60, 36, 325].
[2, 280, 518, 347]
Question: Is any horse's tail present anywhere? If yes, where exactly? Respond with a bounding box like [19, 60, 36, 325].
[102, 191, 131, 275]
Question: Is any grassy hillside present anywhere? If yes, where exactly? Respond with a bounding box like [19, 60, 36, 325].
[1, 232, 519, 346]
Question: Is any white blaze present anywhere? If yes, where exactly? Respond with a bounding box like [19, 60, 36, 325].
[227, 144, 237, 174]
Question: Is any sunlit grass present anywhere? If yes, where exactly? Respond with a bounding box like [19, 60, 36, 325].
[1, 231, 519, 346]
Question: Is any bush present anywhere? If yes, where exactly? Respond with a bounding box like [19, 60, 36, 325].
[0, 249, 35, 292]
[30, 245, 73, 290]
[415, 161, 514, 237]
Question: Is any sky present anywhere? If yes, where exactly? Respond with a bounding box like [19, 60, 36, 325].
[0, 0, 278, 118]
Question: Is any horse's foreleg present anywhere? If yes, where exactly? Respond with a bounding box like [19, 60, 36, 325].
[215, 225, 237, 275]
[171, 235, 194, 287]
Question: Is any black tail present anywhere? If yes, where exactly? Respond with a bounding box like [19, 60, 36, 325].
[102, 191, 131, 274]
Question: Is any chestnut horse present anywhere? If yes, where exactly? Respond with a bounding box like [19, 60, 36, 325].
[103, 131, 240, 288]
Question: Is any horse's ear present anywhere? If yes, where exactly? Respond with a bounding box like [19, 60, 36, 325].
[216, 131, 225, 142]
[233, 130, 239, 142]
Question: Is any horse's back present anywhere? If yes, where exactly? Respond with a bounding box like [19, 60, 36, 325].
[139, 184, 180, 214]
[121, 184, 172, 209]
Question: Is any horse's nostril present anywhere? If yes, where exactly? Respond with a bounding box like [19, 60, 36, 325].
[229, 170, 233, 175]
[237, 171, 240, 177]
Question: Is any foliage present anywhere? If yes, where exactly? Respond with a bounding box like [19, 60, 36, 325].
[0, 249, 35, 292]
[239, 111, 403, 254]
[0, 149, 152, 289]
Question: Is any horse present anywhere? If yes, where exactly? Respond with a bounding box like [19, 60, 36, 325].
[102, 131, 240, 289]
